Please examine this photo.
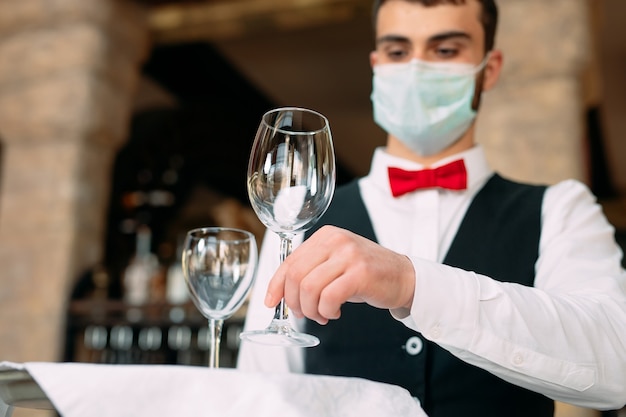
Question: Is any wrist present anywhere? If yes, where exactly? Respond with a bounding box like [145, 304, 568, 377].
[401, 255, 416, 311]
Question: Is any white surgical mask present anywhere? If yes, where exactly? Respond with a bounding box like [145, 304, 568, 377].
[371, 57, 488, 156]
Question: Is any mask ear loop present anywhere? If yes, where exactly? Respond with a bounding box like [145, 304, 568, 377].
[471, 52, 492, 111]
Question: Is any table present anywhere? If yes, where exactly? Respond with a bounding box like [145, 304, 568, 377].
[0, 367, 52, 417]
[0, 362, 427, 417]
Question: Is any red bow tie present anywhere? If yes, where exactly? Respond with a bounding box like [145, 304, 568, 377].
[388, 159, 467, 197]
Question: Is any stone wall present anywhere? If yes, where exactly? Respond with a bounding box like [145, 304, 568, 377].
[0, 0, 149, 363]
[477, 0, 592, 185]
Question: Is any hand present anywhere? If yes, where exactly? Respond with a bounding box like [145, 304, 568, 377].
[265, 225, 416, 325]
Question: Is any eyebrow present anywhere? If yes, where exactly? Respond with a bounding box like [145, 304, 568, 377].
[428, 30, 472, 43]
[376, 30, 472, 46]
[376, 34, 410, 45]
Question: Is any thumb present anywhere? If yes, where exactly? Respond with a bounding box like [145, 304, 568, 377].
[264, 267, 286, 308]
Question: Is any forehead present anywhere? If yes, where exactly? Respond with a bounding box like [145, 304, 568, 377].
[376, 0, 485, 45]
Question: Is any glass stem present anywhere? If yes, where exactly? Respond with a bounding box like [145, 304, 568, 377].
[208, 318, 223, 368]
[273, 236, 293, 321]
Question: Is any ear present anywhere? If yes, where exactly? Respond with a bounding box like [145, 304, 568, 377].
[482, 49, 503, 92]
[369, 50, 378, 68]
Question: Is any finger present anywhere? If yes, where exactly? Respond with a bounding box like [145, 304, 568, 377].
[317, 271, 362, 320]
[298, 256, 347, 324]
[296, 226, 361, 322]
[265, 265, 286, 308]
[265, 232, 332, 309]
[283, 262, 304, 318]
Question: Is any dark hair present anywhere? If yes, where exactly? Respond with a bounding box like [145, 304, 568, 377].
[372, 0, 498, 52]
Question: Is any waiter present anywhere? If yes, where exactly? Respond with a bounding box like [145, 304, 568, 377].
[238, 1, 626, 416]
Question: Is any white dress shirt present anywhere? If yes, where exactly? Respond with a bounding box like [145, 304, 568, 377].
[237, 145, 626, 410]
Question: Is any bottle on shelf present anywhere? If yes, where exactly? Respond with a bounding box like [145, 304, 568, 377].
[166, 234, 189, 324]
[123, 225, 161, 307]
[166, 235, 189, 305]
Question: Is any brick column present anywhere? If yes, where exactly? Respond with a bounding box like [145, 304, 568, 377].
[0, 0, 149, 362]
[477, 0, 592, 185]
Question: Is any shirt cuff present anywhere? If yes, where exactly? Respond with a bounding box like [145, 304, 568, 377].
[392, 256, 482, 348]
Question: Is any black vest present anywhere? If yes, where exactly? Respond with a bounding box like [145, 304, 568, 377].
[304, 174, 554, 417]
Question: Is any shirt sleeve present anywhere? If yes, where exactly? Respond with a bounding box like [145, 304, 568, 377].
[396, 179, 626, 410]
[236, 230, 305, 373]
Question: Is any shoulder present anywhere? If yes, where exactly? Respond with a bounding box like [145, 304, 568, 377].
[491, 175, 600, 217]
[543, 178, 602, 219]
[546, 178, 595, 199]
[540, 179, 618, 255]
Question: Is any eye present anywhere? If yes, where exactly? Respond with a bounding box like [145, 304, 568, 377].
[434, 45, 460, 59]
[387, 49, 409, 61]
[380, 43, 411, 62]
[429, 37, 471, 61]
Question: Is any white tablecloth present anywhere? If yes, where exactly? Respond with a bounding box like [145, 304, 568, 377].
[0, 361, 427, 417]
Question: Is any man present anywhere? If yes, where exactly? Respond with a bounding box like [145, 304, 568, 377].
[237, 1, 626, 416]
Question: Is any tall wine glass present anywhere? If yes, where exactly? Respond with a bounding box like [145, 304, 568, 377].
[240, 107, 336, 347]
[182, 227, 258, 367]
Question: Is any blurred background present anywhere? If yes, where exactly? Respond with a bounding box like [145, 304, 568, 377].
[0, 0, 624, 414]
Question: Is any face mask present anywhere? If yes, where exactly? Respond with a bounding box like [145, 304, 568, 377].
[371, 57, 488, 156]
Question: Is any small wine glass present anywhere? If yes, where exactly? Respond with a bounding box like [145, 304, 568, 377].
[240, 107, 336, 347]
[182, 227, 258, 367]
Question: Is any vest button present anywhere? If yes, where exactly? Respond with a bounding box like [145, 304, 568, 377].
[404, 336, 423, 356]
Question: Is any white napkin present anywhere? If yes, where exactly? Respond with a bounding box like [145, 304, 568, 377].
[1, 362, 428, 417]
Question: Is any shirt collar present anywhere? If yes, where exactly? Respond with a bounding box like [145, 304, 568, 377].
[367, 145, 494, 195]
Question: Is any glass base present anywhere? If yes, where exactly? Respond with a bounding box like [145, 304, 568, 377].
[239, 319, 320, 347]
